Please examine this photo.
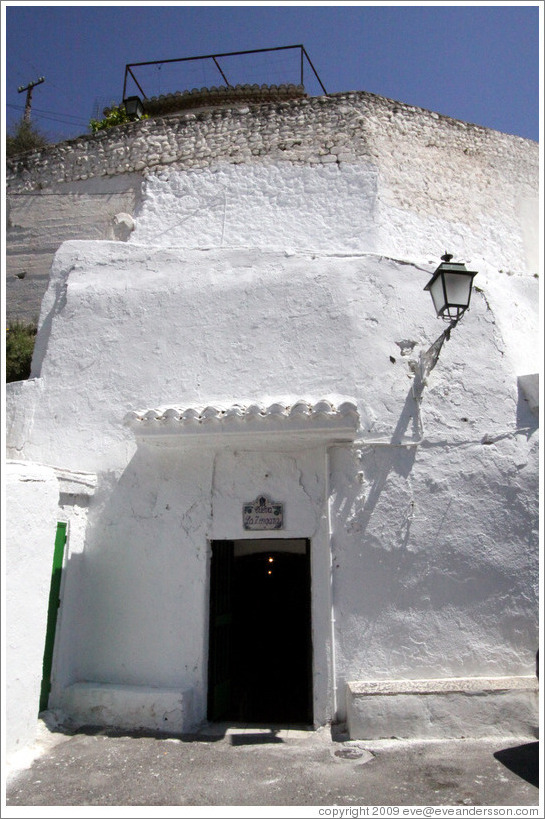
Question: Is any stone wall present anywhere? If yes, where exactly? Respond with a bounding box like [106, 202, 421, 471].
[6, 91, 538, 321]
[7, 174, 142, 322]
[6, 91, 536, 192]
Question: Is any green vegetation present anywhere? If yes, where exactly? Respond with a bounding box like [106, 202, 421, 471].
[89, 103, 148, 133]
[6, 119, 49, 158]
[6, 321, 37, 382]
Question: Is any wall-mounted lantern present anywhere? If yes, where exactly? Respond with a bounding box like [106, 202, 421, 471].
[123, 95, 144, 120]
[413, 253, 479, 402]
[424, 253, 478, 322]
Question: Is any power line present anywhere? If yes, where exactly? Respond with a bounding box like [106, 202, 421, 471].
[7, 191, 135, 197]
[7, 103, 88, 124]
[14, 114, 85, 132]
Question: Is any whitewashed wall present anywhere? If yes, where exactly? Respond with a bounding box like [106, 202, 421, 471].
[5, 462, 59, 759]
[8, 241, 538, 729]
[6, 90, 539, 735]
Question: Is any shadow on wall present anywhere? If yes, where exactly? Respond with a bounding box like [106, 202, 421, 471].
[43, 547, 86, 713]
[327, 364, 539, 651]
[516, 376, 539, 434]
[56, 444, 213, 700]
[334, 362, 539, 556]
[29, 280, 67, 379]
[344, 383, 421, 546]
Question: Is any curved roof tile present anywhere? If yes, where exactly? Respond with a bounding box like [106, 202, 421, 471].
[124, 399, 359, 443]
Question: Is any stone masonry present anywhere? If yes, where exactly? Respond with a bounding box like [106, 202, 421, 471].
[6, 90, 538, 321]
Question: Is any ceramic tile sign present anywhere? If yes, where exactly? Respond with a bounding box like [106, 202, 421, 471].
[243, 496, 284, 530]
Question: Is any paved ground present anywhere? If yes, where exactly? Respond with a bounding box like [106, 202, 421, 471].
[4, 718, 540, 809]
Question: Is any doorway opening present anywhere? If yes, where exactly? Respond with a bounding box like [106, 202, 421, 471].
[208, 539, 313, 725]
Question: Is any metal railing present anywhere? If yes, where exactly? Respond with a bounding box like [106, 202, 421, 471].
[122, 45, 327, 101]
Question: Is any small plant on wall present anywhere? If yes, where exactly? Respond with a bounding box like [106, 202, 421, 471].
[6, 321, 37, 382]
[89, 103, 148, 133]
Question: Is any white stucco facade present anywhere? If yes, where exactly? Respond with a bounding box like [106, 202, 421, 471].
[5, 91, 539, 750]
[5, 462, 59, 758]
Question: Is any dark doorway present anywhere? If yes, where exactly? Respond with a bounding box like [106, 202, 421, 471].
[208, 539, 313, 725]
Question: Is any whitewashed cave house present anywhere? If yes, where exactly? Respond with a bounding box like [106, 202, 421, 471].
[6, 87, 540, 751]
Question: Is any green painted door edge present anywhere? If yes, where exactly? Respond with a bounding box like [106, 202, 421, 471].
[39, 521, 67, 713]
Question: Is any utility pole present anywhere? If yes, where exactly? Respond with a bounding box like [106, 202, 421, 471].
[17, 76, 45, 122]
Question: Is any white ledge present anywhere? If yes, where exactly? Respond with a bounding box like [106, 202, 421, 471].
[345, 676, 538, 740]
[124, 399, 360, 446]
[347, 676, 538, 696]
[53, 467, 97, 497]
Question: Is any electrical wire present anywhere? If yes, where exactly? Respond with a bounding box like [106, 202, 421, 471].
[7, 103, 88, 127]
[8, 103, 88, 123]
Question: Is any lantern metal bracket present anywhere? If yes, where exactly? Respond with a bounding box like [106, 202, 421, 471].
[412, 319, 459, 402]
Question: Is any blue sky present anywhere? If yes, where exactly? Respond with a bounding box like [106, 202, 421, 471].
[3, 2, 542, 143]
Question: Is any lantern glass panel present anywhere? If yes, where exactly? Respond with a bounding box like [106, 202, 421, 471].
[443, 271, 473, 307]
[429, 274, 446, 315]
